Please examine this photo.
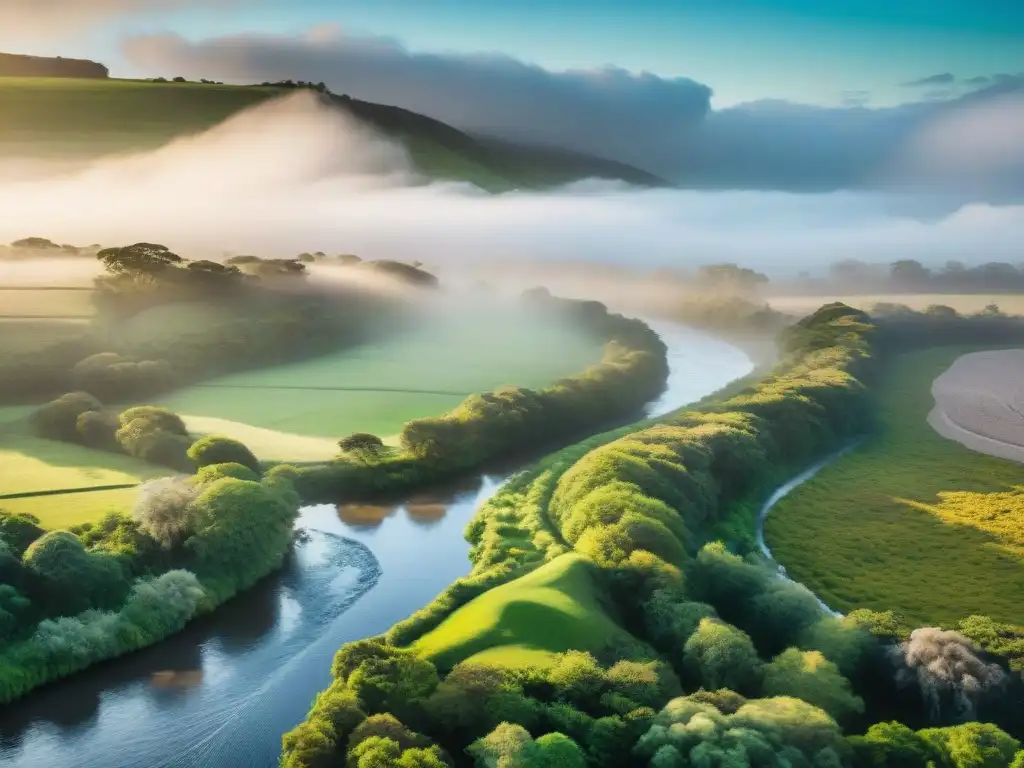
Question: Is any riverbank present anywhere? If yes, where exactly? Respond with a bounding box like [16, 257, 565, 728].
[765, 345, 1024, 628]
[0, 321, 756, 768]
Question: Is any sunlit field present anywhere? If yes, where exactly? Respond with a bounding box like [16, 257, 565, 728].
[770, 293, 1024, 316]
[152, 311, 606, 459]
[765, 346, 1024, 628]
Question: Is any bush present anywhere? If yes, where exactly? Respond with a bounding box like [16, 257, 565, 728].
[0, 511, 45, 557]
[187, 435, 261, 475]
[31, 391, 102, 440]
[682, 617, 762, 694]
[22, 531, 128, 614]
[75, 410, 120, 450]
[762, 649, 864, 722]
[132, 476, 199, 549]
[72, 353, 175, 400]
[118, 406, 187, 435]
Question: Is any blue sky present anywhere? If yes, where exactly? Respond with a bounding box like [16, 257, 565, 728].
[10, 0, 1024, 106]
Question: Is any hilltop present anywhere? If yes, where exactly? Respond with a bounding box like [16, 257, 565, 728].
[0, 76, 666, 191]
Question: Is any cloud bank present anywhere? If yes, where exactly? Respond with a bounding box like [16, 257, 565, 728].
[0, 0, 214, 37]
[2, 93, 1022, 280]
[122, 29, 1024, 199]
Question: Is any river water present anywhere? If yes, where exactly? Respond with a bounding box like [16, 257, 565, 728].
[0, 322, 753, 768]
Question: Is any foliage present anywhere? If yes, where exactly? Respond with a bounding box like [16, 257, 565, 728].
[762, 649, 864, 722]
[132, 475, 199, 549]
[31, 391, 102, 440]
[0, 510, 45, 557]
[187, 435, 261, 475]
[72, 352, 175, 400]
[22, 530, 128, 614]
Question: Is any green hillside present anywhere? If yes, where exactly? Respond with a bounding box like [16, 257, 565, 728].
[0, 77, 666, 191]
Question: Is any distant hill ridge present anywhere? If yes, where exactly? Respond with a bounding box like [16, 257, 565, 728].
[0, 56, 667, 190]
[0, 52, 108, 79]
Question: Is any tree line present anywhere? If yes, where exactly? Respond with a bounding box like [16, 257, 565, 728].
[281, 303, 1024, 768]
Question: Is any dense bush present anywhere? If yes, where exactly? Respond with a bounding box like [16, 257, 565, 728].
[71, 352, 175, 400]
[31, 391, 102, 440]
[22, 531, 128, 615]
[187, 435, 262, 475]
[0, 510, 45, 557]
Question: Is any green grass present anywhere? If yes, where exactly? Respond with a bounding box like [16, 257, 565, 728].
[151, 310, 604, 459]
[0, 488, 141, 530]
[0, 416, 164, 527]
[765, 346, 1024, 628]
[412, 553, 634, 670]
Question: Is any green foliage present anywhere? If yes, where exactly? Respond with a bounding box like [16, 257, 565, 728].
[762, 649, 864, 722]
[847, 721, 940, 767]
[187, 435, 261, 474]
[72, 352, 175, 400]
[22, 530, 128, 614]
[0, 510, 44, 556]
[919, 723, 1020, 768]
[31, 391, 102, 440]
[184, 476, 299, 599]
[682, 617, 763, 694]
[195, 462, 260, 484]
[75, 409, 120, 450]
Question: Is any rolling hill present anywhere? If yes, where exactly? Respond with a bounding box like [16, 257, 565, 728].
[0, 76, 666, 191]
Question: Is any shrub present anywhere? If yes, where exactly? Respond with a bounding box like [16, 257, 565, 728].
[762, 649, 864, 722]
[339, 433, 385, 460]
[22, 531, 128, 614]
[132, 476, 199, 549]
[75, 410, 120, 450]
[187, 435, 261, 475]
[0, 511, 44, 557]
[682, 618, 762, 694]
[31, 391, 102, 440]
[118, 406, 187, 435]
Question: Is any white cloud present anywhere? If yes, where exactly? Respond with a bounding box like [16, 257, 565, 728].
[1, 93, 1021, 279]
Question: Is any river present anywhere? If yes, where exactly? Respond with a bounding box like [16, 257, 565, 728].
[0, 322, 754, 768]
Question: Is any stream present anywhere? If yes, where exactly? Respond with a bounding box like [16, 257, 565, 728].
[0, 322, 754, 768]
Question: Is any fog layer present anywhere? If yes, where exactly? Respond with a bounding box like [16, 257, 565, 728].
[1, 92, 1022, 277]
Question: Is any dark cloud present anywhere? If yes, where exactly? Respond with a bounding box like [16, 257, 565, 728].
[123, 30, 712, 171]
[903, 73, 956, 87]
[121, 30, 1024, 199]
[964, 75, 993, 86]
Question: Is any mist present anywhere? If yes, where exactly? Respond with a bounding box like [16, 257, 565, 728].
[1, 91, 1022, 285]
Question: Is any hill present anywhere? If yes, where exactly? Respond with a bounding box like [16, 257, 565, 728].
[0, 76, 666, 190]
[0, 53, 108, 79]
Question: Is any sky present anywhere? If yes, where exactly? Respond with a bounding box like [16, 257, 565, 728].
[4, 0, 1024, 107]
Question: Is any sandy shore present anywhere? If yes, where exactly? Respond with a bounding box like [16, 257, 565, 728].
[928, 349, 1024, 463]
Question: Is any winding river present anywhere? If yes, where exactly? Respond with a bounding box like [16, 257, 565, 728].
[0, 322, 754, 768]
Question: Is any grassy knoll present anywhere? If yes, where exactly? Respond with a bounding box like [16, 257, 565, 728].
[412, 553, 633, 670]
[765, 345, 1024, 628]
[152, 313, 604, 458]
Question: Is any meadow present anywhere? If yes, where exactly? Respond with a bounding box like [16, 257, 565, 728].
[152, 310, 605, 459]
[412, 553, 634, 671]
[765, 345, 1024, 628]
[769, 293, 1024, 316]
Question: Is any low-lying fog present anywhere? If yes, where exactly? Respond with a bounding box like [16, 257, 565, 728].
[1, 91, 1022, 283]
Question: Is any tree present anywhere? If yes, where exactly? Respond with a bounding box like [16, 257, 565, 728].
[920, 722, 1021, 768]
[187, 435, 261, 474]
[339, 433, 385, 461]
[683, 617, 762, 693]
[696, 263, 769, 294]
[31, 391, 103, 441]
[889, 259, 930, 288]
[133, 476, 200, 549]
[762, 649, 864, 721]
[0, 510, 44, 556]
[22, 531, 128, 613]
[97, 242, 184, 279]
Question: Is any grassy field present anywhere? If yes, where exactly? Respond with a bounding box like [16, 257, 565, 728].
[770, 293, 1024, 316]
[765, 346, 1024, 628]
[0, 289, 95, 318]
[412, 554, 634, 670]
[152, 311, 604, 459]
[0, 488, 140, 530]
[0, 412, 162, 527]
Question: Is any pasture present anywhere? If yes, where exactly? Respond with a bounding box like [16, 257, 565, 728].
[152, 310, 605, 460]
[0, 414, 162, 528]
[769, 293, 1024, 316]
[412, 553, 633, 670]
[764, 346, 1024, 629]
